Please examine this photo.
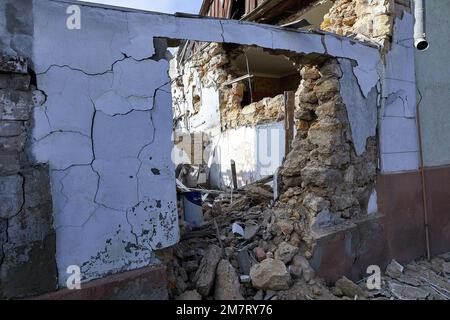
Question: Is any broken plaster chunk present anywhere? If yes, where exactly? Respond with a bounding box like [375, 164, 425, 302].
[232, 222, 244, 236]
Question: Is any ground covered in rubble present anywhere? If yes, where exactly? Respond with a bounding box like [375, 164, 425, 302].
[157, 185, 450, 301]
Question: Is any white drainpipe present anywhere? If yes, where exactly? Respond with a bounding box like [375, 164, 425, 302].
[413, 0, 429, 51]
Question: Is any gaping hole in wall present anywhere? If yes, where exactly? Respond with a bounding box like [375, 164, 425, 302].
[159, 36, 378, 300]
[225, 46, 300, 108]
[168, 40, 304, 192]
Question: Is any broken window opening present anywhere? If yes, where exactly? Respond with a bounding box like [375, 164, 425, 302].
[228, 46, 301, 109]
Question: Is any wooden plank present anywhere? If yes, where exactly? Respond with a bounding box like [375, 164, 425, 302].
[225, 0, 232, 18]
[284, 91, 295, 157]
[231, 160, 238, 190]
[222, 74, 254, 87]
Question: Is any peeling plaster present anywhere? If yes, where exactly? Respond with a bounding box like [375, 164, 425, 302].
[380, 12, 419, 173]
[339, 59, 378, 156]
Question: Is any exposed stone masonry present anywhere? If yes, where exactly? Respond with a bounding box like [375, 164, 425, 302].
[171, 43, 295, 132]
[0, 55, 57, 299]
[277, 59, 377, 252]
[321, 0, 395, 47]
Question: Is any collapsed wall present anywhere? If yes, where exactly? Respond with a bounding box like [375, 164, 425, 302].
[172, 40, 380, 258]
[276, 58, 378, 255]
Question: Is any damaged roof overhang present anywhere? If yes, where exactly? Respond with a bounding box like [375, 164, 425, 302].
[199, 0, 327, 25]
[241, 0, 319, 24]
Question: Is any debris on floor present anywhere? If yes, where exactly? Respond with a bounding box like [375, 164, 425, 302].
[157, 177, 450, 300]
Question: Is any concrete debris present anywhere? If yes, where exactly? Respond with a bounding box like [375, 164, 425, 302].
[214, 259, 244, 300]
[250, 258, 291, 291]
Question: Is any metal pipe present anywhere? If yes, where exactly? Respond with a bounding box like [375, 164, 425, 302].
[416, 89, 431, 261]
[414, 0, 429, 51]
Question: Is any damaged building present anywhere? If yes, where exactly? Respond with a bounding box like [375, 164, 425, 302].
[0, 0, 450, 300]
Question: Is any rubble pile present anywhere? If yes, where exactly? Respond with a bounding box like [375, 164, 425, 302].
[157, 174, 450, 300]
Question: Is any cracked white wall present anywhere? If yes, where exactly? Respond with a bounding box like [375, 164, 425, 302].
[380, 11, 419, 173]
[30, 0, 383, 286]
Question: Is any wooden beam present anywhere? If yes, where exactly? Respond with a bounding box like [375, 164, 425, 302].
[284, 91, 295, 157]
[222, 74, 254, 87]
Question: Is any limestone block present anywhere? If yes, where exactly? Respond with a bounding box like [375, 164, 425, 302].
[0, 89, 32, 121]
[0, 55, 27, 74]
[0, 174, 23, 219]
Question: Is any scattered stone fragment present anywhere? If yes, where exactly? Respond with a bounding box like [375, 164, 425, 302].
[264, 290, 277, 300]
[330, 286, 343, 297]
[253, 290, 264, 300]
[440, 252, 450, 262]
[291, 254, 315, 282]
[443, 262, 450, 275]
[389, 282, 429, 300]
[176, 290, 202, 300]
[335, 276, 368, 299]
[288, 265, 302, 279]
[274, 242, 298, 263]
[193, 244, 223, 297]
[254, 247, 267, 262]
[385, 259, 404, 279]
[250, 258, 291, 291]
[244, 222, 259, 240]
[214, 259, 244, 300]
